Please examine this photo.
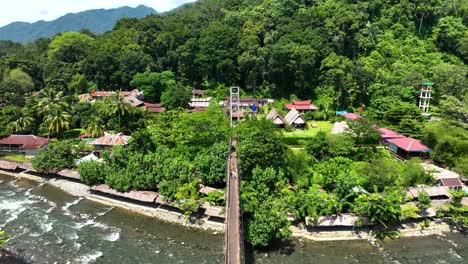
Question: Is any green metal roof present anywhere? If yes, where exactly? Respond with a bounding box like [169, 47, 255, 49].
[421, 82, 433, 86]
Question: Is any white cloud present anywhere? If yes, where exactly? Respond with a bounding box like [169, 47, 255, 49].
[0, 0, 197, 27]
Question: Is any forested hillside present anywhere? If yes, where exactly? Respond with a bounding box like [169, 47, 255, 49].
[0, 0, 466, 109]
[0, 5, 156, 43]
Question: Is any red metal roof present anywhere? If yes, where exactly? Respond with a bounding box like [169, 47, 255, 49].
[387, 137, 431, 152]
[378, 128, 405, 139]
[88, 132, 130, 146]
[440, 178, 463, 187]
[0, 135, 50, 149]
[340, 113, 361, 120]
[292, 100, 311, 105]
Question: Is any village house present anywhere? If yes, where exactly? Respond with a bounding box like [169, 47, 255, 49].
[88, 132, 130, 154]
[266, 108, 286, 128]
[0, 135, 50, 156]
[284, 109, 307, 129]
[386, 137, 431, 159]
[285, 100, 318, 112]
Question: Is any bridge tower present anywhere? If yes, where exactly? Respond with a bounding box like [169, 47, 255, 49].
[419, 82, 433, 113]
[230, 86, 241, 127]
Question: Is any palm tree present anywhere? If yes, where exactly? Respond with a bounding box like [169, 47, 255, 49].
[36, 88, 69, 116]
[105, 91, 134, 129]
[44, 108, 72, 138]
[83, 115, 105, 138]
[8, 115, 35, 134]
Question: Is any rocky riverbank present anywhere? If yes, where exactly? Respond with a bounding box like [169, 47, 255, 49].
[0, 170, 224, 233]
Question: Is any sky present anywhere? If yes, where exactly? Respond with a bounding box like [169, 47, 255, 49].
[0, 0, 197, 27]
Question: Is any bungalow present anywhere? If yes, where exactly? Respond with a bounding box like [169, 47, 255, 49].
[88, 132, 130, 152]
[378, 127, 405, 143]
[285, 100, 318, 112]
[142, 103, 166, 113]
[266, 108, 286, 128]
[284, 109, 307, 129]
[438, 178, 464, 191]
[0, 135, 50, 156]
[386, 137, 431, 159]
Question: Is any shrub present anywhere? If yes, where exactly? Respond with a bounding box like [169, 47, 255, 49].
[77, 160, 105, 185]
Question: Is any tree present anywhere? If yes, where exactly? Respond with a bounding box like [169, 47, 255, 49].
[33, 140, 79, 173]
[68, 74, 88, 95]
[160, 83, 191, 110]
[353, 187, 405, 228]
[44, 108, 72, 138]
[130, 70, 174, 103]
[77, 160, 105, 185]
[105, 91, 134, 129]
[8, 114, 35, 134]
[416, 190, 432, 210]
[194, 142, 228, 187]
[83, 115, 105, 137]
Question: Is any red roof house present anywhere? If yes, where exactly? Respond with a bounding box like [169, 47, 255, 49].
[285, 100, 318, 112]
[0, 135, 50, 156]
[340, 113, 361, 120]
[387, 137, 431, 159]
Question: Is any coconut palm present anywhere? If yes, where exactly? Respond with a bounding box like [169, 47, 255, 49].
[8, 115, 35, 134]
[105, 91, 134, 128]
[36, 88, 69, 116]
[83, 115, 105, 137]
[44, 108, 72, 138]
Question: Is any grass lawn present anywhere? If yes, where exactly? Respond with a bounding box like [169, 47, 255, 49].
[64, 128, 85, 139]
[281, 121, 334, 145]
[0, 153, 33, 163]
[283, 121, 334, 137]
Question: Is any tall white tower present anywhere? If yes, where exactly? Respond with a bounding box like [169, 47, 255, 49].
[230, 86, 241, 127]
[419, 82, 432, 113]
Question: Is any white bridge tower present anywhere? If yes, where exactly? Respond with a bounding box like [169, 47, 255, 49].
[419, 82, 433, 113]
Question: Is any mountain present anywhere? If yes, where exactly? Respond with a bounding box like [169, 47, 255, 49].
[0, 5, 157, 43]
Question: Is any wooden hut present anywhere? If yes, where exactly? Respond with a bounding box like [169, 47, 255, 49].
[284, 109, 307, 129]
[266, 109, 286, 128]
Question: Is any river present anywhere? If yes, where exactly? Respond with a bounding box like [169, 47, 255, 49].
[1, 173, 467, 264]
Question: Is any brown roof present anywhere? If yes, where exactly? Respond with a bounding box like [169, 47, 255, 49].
[192, 89, 205, 96]
[143, 103, 166, 113]
[88, 132, 130, 146]
[0, 160, 18, 170]
[284, 109, 306, 125]
[439, 178, 463, 187]
[57, 169, 81, 180]
[406, 186, 450, 199]
[91, 184, 158, 203]
[266, 109, 285, 125]
[0, 135, 50, 149]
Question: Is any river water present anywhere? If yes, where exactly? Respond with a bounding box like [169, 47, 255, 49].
[1, 174, 467, 264]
